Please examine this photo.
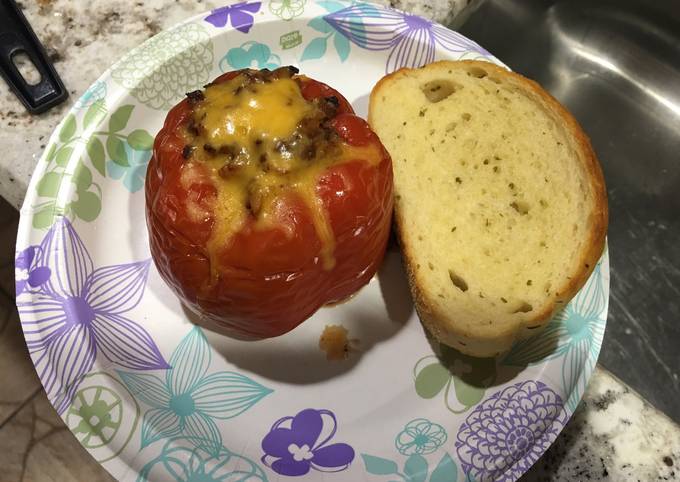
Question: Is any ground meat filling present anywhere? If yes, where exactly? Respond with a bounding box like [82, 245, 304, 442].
[274, 95, 341, 164]
[182, 66, 343, 179]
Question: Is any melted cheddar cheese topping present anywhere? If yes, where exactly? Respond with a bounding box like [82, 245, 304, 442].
[182, 69, 379, 272]
[195, 78, 313, 156]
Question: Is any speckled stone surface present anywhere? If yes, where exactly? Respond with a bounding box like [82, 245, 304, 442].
[0, 0, 470, 211]
[522, 367, 680, 481]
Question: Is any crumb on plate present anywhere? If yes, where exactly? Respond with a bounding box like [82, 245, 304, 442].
[319, 324, 350, 361]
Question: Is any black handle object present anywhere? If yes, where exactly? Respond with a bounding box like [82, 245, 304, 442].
[0, 0, 68, 114]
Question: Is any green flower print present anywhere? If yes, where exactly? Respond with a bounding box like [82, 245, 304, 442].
[118, 326, 273, 455]
[65, 372, 140, 463]
[70, 386, 122, 448]
[33, 103, 107, 229]
[362, 419, 459, 482]
[220, 41, 281, 71]
[502, 259, 608, 411]
[395, 418, 447, 456]
[269, 0, 306, 20]
[414, 345, 497, 414]
[138, 437, 267, 482]
[111, 23, 213, 110]
[33, 103, 153, 228]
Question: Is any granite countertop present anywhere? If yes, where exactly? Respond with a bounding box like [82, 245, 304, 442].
[0, 1, 678, 481]
[525, 367, 679, 481]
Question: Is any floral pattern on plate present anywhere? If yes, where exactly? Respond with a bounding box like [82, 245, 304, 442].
[270, 0, 307, 20]
[138, 437, 268, 482]
[395, 418, 447, 456]
[502, 259, 608, 412]
[456, 380, 567, 482]
[414, 346, 498, 414]
[119, 326, 272, 455]
[220, 41, 282, 71]
[31, 103, 154, 228]
[65, 371, 140, 463]
[205, 1, 263, 32]
[262, 408, 354, 476]
[15, 245, 51, 296]
[300, 0, 357, 62]
[325, 2, 490, 72]
[16, 217, 167, 415]
[362, 418, 458, 482]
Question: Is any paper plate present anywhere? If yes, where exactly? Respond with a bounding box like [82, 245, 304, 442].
[15, 1, 609, 481]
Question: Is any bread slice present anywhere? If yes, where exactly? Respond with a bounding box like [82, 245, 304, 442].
[369, 60, 607, 357]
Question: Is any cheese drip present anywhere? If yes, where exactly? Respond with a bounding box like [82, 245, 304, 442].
[182, 69, 380, 272]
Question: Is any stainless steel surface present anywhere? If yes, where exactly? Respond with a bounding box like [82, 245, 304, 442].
[457, 0, 680, 423]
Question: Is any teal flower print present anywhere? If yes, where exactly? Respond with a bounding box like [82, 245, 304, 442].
[74, 81, 106, 109]
[118, 326, 273, 454]
[301, 0, 355, 62]
[502, 259, 608, 411]
[107, 143, 151, 193]
[138, 437, 267, 482]
[220, 41, 281, 71]
[395, 418, 447, 456]
[362, 418, 459, 482]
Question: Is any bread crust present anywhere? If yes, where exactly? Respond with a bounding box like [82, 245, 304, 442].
[369, 60, 608, 357]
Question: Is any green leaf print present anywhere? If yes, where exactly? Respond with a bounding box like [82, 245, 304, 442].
[31, 96, 136, 228]
[127, 129, 154, 151]
[106, 136, 129, 167]
[70, 190, 101, 222]
[72, 163, 93, 191]
[414, 346, 497, 413]
[36, 172, 62, 198]
[45, 143, 57, 163]
[109, 105, 134, 133]
[83, 100, 107, 129]
[54, 147, 75, 167]
[59, 114, 77, 142]
[451, 376, 487, 407]
[32, 202, 59, 229]
[87, 137, 106, 176]
[414, 363, 449, 399]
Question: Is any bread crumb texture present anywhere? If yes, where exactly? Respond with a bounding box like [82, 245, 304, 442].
[369, 60, 606, 356]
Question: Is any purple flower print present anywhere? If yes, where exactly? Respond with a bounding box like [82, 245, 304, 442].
[15, 246, 51, 296]
[16, 217, 168, 415]
[455, 380, 567, 482]
[325, 4, 490, 73]
[204, 1, 262, 33]
[261, 408, 355, 476]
